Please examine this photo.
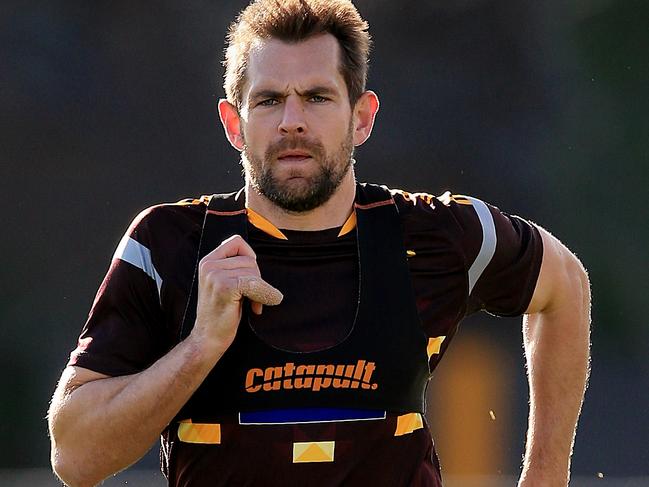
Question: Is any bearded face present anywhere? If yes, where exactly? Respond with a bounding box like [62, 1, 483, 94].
[241, 121, 355, 213]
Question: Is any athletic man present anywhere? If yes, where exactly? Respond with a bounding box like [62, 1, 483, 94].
[48, 1, 591, 486]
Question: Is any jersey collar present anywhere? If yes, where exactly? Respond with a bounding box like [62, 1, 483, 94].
[246, 207, 357, 240]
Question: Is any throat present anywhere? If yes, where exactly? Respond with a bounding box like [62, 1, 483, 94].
[245, 170, 357, 231]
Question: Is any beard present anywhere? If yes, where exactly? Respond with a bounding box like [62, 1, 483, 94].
[242, 124, 355, 213]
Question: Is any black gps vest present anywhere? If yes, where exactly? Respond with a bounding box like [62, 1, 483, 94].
[176, 183, 430, 421]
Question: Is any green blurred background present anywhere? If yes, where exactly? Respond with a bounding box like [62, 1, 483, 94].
[1, 0, 647, 483]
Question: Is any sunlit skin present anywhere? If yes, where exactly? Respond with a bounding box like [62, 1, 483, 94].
[218, 34, 379, 230]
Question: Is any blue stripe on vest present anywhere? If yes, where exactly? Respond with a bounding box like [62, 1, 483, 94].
[239, 408, 386, 425]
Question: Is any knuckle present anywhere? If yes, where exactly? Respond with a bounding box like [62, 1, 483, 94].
[199, 274, 236, 301]
[221, 234, 243, 246]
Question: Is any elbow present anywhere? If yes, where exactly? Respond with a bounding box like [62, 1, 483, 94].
[51, 453, 81, 487]
[51, 455, 76, 487]
[51, 444, 102, 487]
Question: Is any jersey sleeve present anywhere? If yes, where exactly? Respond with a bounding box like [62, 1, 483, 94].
[67, 207, 167, 376]
[446, 194, 544, 317]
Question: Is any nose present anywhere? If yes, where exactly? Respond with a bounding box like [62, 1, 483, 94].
[278, 96, 306, 135]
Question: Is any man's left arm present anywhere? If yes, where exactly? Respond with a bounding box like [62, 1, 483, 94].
[518, 226, 591, 487]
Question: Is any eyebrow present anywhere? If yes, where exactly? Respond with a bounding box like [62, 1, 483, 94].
[297, 86, 339, 98]
[248, 85, 340, 103]
[249, 89, 284, 102]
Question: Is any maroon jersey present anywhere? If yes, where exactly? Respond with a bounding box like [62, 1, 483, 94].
[68, 185, 542, 486]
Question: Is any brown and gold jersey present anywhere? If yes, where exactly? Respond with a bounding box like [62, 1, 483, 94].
[68, 185, 542, 486]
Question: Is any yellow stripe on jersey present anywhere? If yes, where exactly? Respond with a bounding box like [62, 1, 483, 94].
[389, 188, 436, 206]
[337, 211, 357, 237]
[427, 336, 446, 359]
[248, 207, 357, 239]
[439, 191, 474, 206]
[174, 195, 211, 206]
[177, 420, 221, 444]
[293, 441, 335, 463]
[451, 194, 473, 205]
[394, 413, 424, 436]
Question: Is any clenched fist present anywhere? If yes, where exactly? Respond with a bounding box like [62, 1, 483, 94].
[191, 235, 283, 353]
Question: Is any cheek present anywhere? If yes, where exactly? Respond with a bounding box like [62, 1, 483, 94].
[313, 116, 346, 141]
[241, 123, 267, 150]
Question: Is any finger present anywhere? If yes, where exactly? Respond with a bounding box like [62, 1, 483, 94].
[201, 256, 261, 273]
[250, 301, 264, 315]
[206, 235, 257, 260]
[237, 275, 283, 306]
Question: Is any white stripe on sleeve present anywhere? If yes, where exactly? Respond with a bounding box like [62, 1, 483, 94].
[465, 197, 497, 295]
[113, 235, 163, 300]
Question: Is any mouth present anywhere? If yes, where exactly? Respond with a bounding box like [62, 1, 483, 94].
[276, 150, 312, 163]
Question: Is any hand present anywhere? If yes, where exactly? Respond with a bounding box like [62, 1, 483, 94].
[191, 235, 283, 352]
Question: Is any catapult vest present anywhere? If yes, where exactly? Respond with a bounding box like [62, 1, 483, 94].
[176, 183, 430, 421]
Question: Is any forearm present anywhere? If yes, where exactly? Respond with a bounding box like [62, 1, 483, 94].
[49, 334, 225, 487]
[519, 266, 591, 486]
[49, 235, 281, 487]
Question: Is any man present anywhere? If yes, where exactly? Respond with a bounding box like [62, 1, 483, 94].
[48, 0, 591, 486]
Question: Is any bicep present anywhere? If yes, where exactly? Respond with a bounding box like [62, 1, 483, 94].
[56, 366, 112, 396]
[49, 366, 112, 436]
[463, 202, 543, 316]
[525, 226, 589, 315]
[50, 366, 112, 415]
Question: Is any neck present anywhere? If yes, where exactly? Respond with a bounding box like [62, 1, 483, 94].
[245, 168, 356, 231]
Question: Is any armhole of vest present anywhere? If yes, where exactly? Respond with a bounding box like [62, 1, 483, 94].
[178, 197, 213, 340]
[465, 197, 497, 295]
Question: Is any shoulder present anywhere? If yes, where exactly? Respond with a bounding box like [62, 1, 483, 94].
[384, 185, 505, 267]
[386, 186, 483, 234]
[125, 195, 210, 244]
[113, 195, 212, 280]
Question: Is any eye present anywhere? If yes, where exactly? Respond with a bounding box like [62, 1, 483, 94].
[309, 95, 328, 103]
[257, 98, 279, 107]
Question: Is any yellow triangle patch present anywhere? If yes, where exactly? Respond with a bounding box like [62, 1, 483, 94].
[394, 413, 424, 437]
[427, 336, 446, 359]
[293, 441, 335, 463]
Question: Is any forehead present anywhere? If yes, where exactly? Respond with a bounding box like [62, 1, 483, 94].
[244, 34, 347, 96]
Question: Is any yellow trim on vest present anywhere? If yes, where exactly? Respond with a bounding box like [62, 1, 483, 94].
[177, 420, 221, 444]
[247, 208, 288, 240]
[427, 336, 446, 359]
[394, 413, 424, 436]
[292, 441, 335, 463]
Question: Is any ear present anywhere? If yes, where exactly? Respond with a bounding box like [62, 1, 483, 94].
[352, 90, 380, 146]
[218, 99, 244, 151]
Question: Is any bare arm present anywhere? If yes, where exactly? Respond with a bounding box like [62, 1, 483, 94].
[48, 236, 282, 487]
[49, 342, 221, 487]
[517, 227, 591, 487]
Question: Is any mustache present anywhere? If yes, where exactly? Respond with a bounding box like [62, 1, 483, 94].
[265, 136, 325, 160]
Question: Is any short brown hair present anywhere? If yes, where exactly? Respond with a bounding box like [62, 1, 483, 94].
[224, 0, 371, 110]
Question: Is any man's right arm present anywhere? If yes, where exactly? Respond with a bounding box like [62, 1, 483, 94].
[48, 235, 282, 487]
[49, 337, 226, 487]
